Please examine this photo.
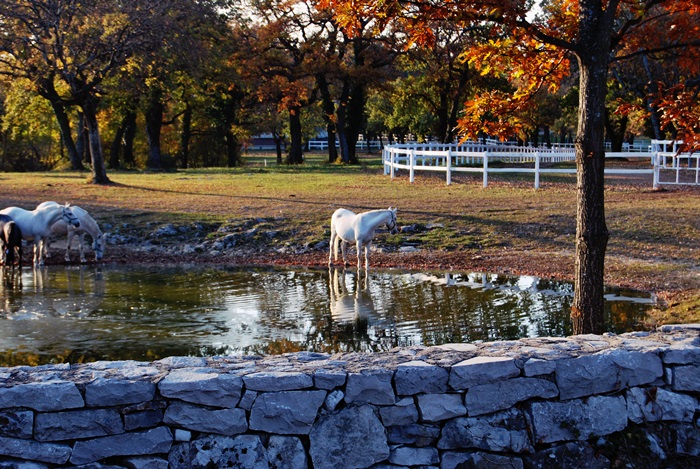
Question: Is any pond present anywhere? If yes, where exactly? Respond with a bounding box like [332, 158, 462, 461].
[0, 265, 654, 366]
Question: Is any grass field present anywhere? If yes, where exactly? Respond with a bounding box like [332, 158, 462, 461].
[1, 151, 698, 326]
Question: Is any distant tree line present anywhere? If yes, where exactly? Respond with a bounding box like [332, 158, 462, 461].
[0, 0, 696, 185]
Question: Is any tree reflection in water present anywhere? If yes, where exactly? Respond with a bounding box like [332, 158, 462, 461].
[0, 265, 653, 366]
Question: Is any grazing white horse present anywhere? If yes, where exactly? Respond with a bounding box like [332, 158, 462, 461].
[37, 201, 105, 263]
[0, 203, 80, 266]
[329, 207, 399, 270]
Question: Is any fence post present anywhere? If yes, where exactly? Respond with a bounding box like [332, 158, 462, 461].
[534, 151, 540, 189]
[446, 149, 452, 185]
[653, 153, 660, 189]
[383, 148, 389, 175]
[409, 149, 416, 183]
[483, 151, 489, 188]
[390, 149, 396, 179]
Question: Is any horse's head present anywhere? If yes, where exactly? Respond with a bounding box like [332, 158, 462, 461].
[93, 233, 105, 260]
[62, 204, 80, 228]
[386, 207, 399, 234]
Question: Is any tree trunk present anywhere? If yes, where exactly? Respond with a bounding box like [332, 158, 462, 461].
[109, 120, 125, 169]
[145, 98, 164, 170]
[51, 101, 84, 170]
[318, 74, 339, 163]
[571, 6, 613, 334]
[275, 134, 284, 165]
[179, 104, 192, 169]
[36, 77, 84, 170]
[225, 130, 241, 167]
[286, 106, 304, 164]
[82, 97, 110, 184]
[122, 112, 137, 167]
[336, 83, 351, 163]
[76, 112, 89, 166]
[605, 112, 628, 152]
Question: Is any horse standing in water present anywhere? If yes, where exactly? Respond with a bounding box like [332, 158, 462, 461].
[0, 203, 80, 266]
[37, 201, 105, 263]
[0, 215, 22, 268]
[329, 207, 399, 270]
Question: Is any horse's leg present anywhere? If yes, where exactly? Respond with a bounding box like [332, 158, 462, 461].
[43, 237, 51, 259]
[78, 233, 87, 263]
[329, 230, 336, 265]
[355, 240, 363, 269]
[64, 232, 73, 262]
[341, 241, 350, 267]
[364, 241, 371, 271]
[33, 240, 42, 266]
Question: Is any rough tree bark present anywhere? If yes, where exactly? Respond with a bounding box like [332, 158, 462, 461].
[571, 1, 614, 335]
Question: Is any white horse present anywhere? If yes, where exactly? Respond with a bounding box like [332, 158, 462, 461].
[37, 201, 105, 263]
[0, 203, 80, 266]
[329, 207, 399, 270]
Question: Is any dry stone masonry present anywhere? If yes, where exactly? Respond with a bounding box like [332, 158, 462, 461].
[0, 325, 698, 468]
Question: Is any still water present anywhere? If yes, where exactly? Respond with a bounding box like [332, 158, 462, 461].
[0, 265, 654, 365]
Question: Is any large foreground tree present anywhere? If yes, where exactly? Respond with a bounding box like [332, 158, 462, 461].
[324, 0, 700, 334]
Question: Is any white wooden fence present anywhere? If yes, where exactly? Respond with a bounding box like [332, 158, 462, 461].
[382, 140, 699, 188]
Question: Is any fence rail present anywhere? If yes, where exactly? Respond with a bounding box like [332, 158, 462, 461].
[382, 141, 699, 188]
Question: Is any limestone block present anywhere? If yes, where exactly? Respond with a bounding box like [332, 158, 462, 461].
[249, 390, 325, 434]
[416, 393, 466, 422]
[124, 409, 164, 431]
[309, 405, 389, 469]
[441, 451, 524, 469]
[238, 390, 257, 410]
[243, 371, 313, 391]
[606, 349, 663, 388]
[70, 426, 173, 465]
[35, 408, 124, 441]
[438, 408, 532, 453]
[313, 370, 347, 390]
[168, 434, 268, 469]
[528, 395, 627, 444]
[0, 436, 72, 464]
[627, 387, 697, 423]
[379, 397, 419, 427]
[163, 402, 247, 435]
[386, 423, 441, 446]
[663, 344, 700, 365]
[465, 377, 558, 416]
[523, 358, 556, 377]
[389, 446, 439, 466]
[267, 435, 308, 469]
[345, 370, 396, 405]
[394, 361, 449, 395]
[448, 356, 520, 390]
[324, 389, 344, 411]
[158, 370, 243, 407]
[0, 409, 33, 439]
[672, 365, 700, 392]
[555, 354, 618, 400]
[85, 378, 156, 406]
[0, 381, 84, 411]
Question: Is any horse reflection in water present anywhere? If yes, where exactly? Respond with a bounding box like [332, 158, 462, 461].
[0, 266, 105, 319]
[328, 267, 377, 335]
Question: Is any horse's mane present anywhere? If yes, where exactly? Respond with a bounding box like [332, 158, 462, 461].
[79, 211, 102, 237]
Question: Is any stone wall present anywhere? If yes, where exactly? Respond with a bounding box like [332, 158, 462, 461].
[0, 325, 698, 468]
